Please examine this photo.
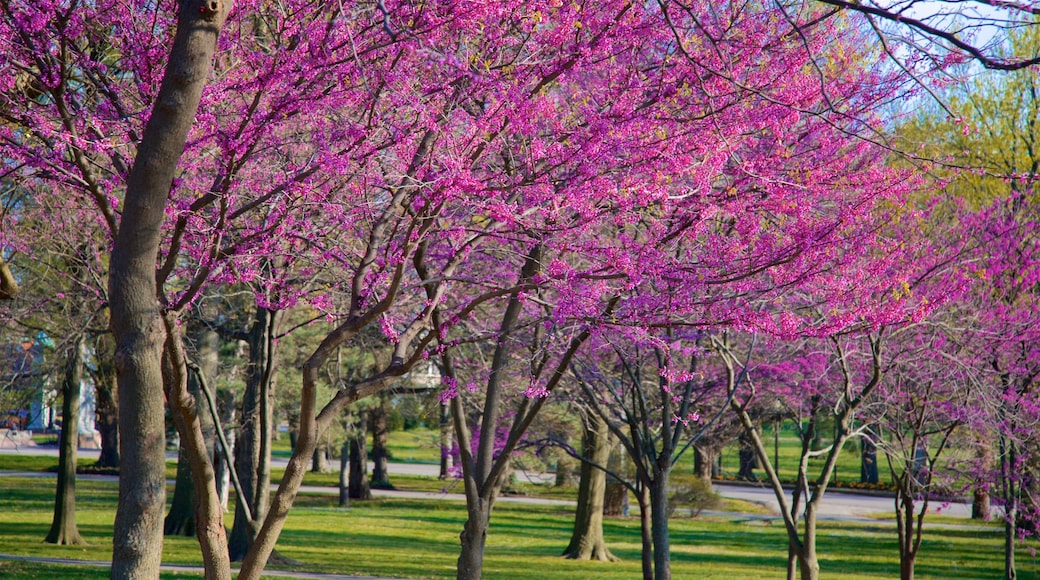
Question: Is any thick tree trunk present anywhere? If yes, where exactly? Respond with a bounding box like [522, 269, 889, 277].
[563, 413, 616, 561]
[349, 423, 371, 500]
[370, 401, 392, 489]
[93, 350, 119, 469]
[311, 443, 329, 473]
[46, 337, 86, 545]
[972, 487, 991, 520]
[164, 446, 196, 536]
[108, 2, 229, 577]
[456, 499, 491, 580]
[230, 307, 280, 561]
[693, 445, 716, 490]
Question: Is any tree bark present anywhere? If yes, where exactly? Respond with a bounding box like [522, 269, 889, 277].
[0, 256, 18, 300]
[164, 445, 196, 536]
[456, 498, 491, 580]
[93, 347, 119, 469]
[45, 336, 86, 545]
[349, 423, 371, 500]
[649, 473, 671, 580]
[439, 401, 453, 479]
[638, 486, 653, 580]
[311, 441, 329, 473]
[860, 428, 879, 484]
[230, 307, 281, 561]
[693, 445, 716, 490]
[166, 326, 218, 536]
[107, 1, 229, 577]
[563, 413, 617, 561]
[339, 439, 350, 507]
[370, 399, 392, 489]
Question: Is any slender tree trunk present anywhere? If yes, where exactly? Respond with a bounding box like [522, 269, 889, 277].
[214, 389, 235, 511]
[230, 307, 280, 561]
[46, 336, 86, 545]
[166, 327, 217, 536]
[370, 401, 392, 489]
[162, 323, 232, 580]
[860, 427, 878, 484]
[440, 402, 453, 479]
[638, 486, 653, 580]
[108, 2, 229, 576]
[339, 439, 350, 507]
[563, 413, 617, 561]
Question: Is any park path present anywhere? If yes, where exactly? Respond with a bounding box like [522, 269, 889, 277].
[0, 444, 975, 520]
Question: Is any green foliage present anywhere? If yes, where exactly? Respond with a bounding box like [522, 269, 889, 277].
[669, 474, 723, 517]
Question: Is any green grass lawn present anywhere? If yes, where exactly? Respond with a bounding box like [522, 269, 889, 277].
[0, 474, 1035, 579]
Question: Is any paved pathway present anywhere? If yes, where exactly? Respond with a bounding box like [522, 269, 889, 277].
[0, 444, 975, 520]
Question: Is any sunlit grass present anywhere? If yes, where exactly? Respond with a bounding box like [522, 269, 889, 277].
[0, 475, 1036, 579]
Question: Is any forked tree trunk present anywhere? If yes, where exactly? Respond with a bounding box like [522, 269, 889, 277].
[563, 413, 617, 561]
[108, 1, 230, 576]
[46, 336, 86, 546]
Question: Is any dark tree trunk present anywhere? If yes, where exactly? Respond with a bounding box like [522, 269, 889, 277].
[165, 324, 218, 536]
[738, 430, 757, 481]
[164, 445, 196, 536]
[108, 2, 230, 576]
[370, 401, 392, 489]
[860, 429, 879, 484]
[93, 348, 119, 469]
[349, 420, 371, 500]
[649, 472, 672, 580]
[638, 486, 653, 580]
[46, 336, 86, 545]
[972, 487, 991, 521]
[563, 413, 617, 561]
[229, 307, 281, 561]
